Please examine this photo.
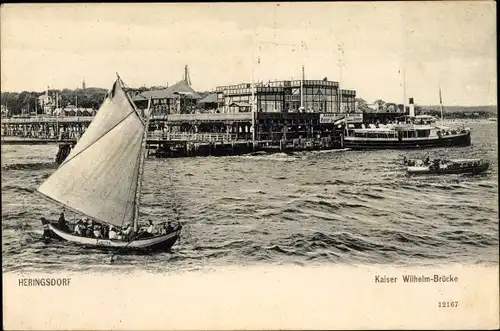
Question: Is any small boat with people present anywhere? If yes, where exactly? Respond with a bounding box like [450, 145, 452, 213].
[404, 156, 489, 175]
[36, 75, 182, 252]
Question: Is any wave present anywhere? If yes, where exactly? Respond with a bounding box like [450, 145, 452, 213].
[1, 185, 35, 194]
[303, 179, 353, 186]
[193, 239, 254, 251]
[2, 162, 56, 171]
[360, 192, 385, 200]
[311, 148, 351, 154]
[238, 153, 300, 162]
[2, 127, 498, 272]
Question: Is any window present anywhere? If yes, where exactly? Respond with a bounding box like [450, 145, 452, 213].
[304, 101, 312, 110]
[275, 102, 282, 112]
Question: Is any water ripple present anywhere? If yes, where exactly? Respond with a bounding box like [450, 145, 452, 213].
[1, 122, 498, 272]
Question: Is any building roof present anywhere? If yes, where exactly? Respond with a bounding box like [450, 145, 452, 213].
[229, 102, 251, 107]
[53, 108, 95, 116]
[139, 80, 201, 100]
[198, 93, 218, 104]
[131, 94, 148, 102]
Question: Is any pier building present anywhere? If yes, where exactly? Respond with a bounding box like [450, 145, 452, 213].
[132, 79, 201, 114]
[132, 65, 202, 114]
[197, 93, 218, 112]
[38, 88, 59, 115]
[215, 79, 356, 114]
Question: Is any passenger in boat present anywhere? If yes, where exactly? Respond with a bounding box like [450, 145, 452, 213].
[78, 220, 87, 235]
[158, 222, 166, 234]
[424, 156, 430, 166]
[431, 160, 440, 170]
[146, 220, 154, 234]
[109, 226, 118, 240]
[138, 220, 156, 238]
[84, 219, 94, 237]
[404, 157, 417, 166]
[93, 224, 103, 238]
[166, 221, 175, 234]
[102, 224, 109, 238]
[121, 223, 133, 240]
[73, 220, 84, 236]
[57, 212, 70, 232]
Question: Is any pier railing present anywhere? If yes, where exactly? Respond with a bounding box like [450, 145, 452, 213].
[1, 116, 94, 124]
[148, 131, 241, 142]
[1, 113, 254, 125]
[150, 113, 253, 122]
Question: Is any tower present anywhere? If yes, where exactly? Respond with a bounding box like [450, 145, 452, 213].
[184, 65, 191, 86]
[82, 78, 86, 90]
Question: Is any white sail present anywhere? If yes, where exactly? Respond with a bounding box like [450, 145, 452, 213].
[64, 81, 142, 162]
[37, 79, 146, 228]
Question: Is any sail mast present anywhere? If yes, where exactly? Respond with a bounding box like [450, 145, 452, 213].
[133, 97, 152, 233]
[251, 33, 256, 142]
[439, 85, 444, 126]
[403, 67, 407, 115]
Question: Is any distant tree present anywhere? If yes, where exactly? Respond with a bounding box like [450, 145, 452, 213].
[355, 98, 370, 112]
[1, 92, 20, 114]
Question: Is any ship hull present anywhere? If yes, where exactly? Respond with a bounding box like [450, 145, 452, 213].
[407, 162, 489, 175]
[41, 220, 181, 252]
[343, 131, 470, 150]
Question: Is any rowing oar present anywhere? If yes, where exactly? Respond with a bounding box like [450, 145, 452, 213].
[109, 232, 141, 263]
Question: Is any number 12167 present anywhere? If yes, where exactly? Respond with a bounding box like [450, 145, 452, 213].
[439, 301, 458, 308]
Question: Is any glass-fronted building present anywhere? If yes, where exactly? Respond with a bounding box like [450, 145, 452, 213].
[215, 80, 356, 114]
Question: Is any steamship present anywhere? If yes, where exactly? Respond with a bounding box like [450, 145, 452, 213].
[342, 97, 471, 150]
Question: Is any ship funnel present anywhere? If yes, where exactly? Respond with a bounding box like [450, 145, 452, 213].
[409, 97, 415, 117]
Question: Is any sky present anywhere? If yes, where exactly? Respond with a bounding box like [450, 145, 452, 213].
[1, 2, 496, 106]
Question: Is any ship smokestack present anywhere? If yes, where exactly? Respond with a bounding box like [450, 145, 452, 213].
[409, 97, 415, 117]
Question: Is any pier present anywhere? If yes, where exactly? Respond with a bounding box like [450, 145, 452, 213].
[1, 111, 351, 157]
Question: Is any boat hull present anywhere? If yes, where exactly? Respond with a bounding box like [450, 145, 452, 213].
[344, 131, 471, 150]
[41, 221, 181, 252]
[407, 162, 489, 175]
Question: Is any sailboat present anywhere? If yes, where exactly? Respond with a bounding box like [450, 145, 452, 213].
[37, 76, 182, 252]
